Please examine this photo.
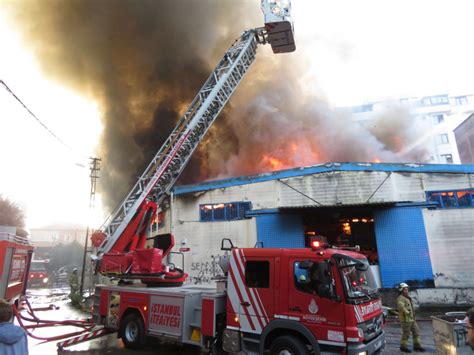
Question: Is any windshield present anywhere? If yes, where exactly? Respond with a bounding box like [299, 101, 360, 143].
[30, 262, 47, 271]
[336, 255, 378, 300]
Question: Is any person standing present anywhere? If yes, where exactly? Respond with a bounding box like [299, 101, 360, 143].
[466, 307, 474, 350]
[397, 283, 426, 353]
[69, 268, 79, 296]
[0, 299, 29, 355]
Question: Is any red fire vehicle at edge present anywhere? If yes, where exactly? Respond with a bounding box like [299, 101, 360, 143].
[0, 226, 34, 305]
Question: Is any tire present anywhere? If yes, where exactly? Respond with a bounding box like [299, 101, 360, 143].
[270, 335, 309, 355]
[119, 313, 146, 350]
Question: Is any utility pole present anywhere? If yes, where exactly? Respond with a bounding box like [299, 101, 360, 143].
[80, 157, 101, 297]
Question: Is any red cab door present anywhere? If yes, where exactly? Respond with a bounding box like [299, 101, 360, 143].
[229, 249, 274, 334]
[287, 258, 346, 348]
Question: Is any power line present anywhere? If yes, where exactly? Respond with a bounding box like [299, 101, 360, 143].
[1, 79, 90, 168]
[1, 79, 74, 151]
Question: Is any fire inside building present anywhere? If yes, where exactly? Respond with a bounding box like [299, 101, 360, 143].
[153, 162, 474, 303]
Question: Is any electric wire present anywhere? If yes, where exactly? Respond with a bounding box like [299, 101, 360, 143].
[1, 79, 87, 168]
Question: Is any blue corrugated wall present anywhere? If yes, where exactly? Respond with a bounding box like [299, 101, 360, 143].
[374, 207, 434, 288]
[256, 213, 304, 248]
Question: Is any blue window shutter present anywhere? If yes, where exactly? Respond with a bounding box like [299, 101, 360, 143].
[256, 213, 304, 248]
[374, 207, 434, 288]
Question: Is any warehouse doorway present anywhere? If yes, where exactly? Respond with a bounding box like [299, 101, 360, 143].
[299, 207, 378, 265]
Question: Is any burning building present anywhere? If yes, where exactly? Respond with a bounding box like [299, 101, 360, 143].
[154, 162, 474, 306]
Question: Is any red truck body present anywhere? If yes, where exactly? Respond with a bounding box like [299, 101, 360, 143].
[0, 229, 34, 304]
[95, 244, 385, 354]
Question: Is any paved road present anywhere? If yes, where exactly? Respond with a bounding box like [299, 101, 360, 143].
[25, 287, 441, 354]
[383, 318, 436, 354]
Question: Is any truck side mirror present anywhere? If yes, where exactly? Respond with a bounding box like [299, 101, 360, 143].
[327, 279, 341, 302]
[221, 238, 235, 251]
[355, 263, 369, 272]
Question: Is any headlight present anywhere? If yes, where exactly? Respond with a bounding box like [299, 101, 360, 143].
[43, 278, 48, 283]
[357, 352, 367, 355]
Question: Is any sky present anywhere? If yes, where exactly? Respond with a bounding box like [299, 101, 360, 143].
[1, 0, 474, 229]
[0, 17, 103, 228]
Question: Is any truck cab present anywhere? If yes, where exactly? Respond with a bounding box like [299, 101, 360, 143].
[28, 259, 50, 288]
[224, 244, 385, 354]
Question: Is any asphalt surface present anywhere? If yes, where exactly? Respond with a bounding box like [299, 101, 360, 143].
[24, 287, 443, 354]
[383, 318, 437, 354]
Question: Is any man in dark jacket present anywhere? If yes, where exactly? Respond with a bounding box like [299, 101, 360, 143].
[0, 298, 28, 355]
[396, 283, 425, 353]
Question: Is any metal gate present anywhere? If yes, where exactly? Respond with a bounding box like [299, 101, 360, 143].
[255, 213, 304, 248]
[374, 207, 434, 288]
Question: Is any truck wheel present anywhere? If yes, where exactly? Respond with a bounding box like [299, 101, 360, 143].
[120, 313, 146, 349]
[270, 335, 309, 355]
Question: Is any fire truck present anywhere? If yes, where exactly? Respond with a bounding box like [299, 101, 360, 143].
[56, 1, 385, 353]
[28, 259, 50, 288]
[92, 240, 385, 354]
[0, 226, 34, 304]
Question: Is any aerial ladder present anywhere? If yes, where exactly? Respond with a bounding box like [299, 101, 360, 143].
[91, 0, 296, 287]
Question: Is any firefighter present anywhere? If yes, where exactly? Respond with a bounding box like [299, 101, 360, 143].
[397, 283, 425, 353]
[69, 268, 79, 296]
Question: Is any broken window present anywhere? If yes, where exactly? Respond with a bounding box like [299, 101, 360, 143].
[199, 202, 252, 222]
[426, 189, 474, 208]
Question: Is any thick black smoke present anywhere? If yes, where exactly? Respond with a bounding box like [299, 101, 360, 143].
[3, 0, 259, 211]
[3, 0, 428, 213]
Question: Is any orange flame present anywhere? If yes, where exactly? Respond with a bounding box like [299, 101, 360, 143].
[257, 140, 323, 173]
[262, 155, 284, 171]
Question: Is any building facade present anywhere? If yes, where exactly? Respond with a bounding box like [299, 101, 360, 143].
[341, 94, 474, 164]
[29, 226, 87, 248]
[153, 163, 474, 295]
[454, 113, 474, 164]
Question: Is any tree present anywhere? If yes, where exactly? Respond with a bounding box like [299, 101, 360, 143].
[0, 195, 25, 228]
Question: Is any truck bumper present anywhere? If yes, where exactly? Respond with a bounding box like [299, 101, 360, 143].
[347, 332, 385, 355]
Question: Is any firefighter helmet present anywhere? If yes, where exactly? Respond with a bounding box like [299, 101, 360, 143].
[399, 282, 409, 292]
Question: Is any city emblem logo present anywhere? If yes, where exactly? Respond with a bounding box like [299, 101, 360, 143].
[308, 299, 318, 314]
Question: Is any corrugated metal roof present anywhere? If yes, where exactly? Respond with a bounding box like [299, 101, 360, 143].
[174, 162, 474, 196]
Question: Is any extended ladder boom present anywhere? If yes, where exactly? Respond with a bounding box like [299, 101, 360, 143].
[97, 29, 265, 257]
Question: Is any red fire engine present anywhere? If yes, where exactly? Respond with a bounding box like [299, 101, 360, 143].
[0, 226, 34, 304]
[28, 259, 50, 288]
[92, 240, 384, 354]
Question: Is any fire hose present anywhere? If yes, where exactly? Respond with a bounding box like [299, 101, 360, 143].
[12, 297, 96, 342]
